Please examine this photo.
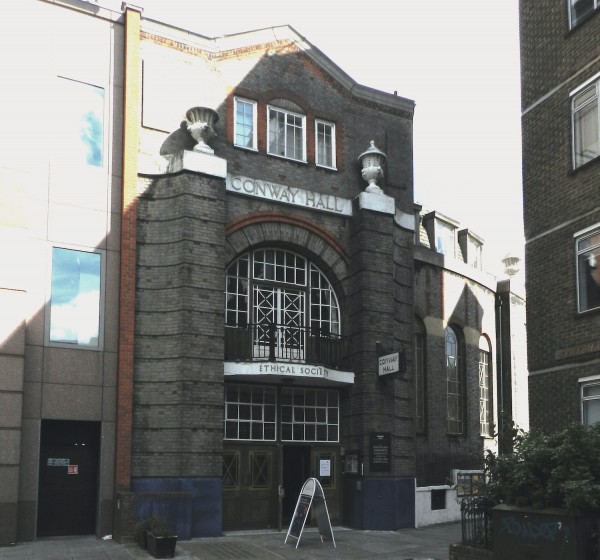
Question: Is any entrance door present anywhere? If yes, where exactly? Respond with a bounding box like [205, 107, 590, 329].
[282, 445, 311, 523]
[37, 420, 100, 537]
[222, 444, 279, 530]
[254, 286, 305, 360]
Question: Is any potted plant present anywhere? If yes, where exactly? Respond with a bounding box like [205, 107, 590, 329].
[134, 517, 162, 550]
[484, 422, 600, 560]
[145, 517, 177, 559]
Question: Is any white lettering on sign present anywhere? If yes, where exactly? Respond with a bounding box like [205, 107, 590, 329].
[378, 352, 400, 376]
[226, 174, 352, 216]
[258, 363, 329, 378]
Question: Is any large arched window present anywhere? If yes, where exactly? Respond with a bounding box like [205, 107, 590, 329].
[446, 325, 464, 435]
[225, 248, 341, 363]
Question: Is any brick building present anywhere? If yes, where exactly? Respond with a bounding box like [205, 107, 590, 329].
[0, 0, 526, 544]
[521, 0, 600, 431]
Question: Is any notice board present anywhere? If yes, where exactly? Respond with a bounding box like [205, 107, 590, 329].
[369, 432, 391, 472]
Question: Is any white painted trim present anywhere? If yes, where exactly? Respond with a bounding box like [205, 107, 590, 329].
[224, 361, 354, 385]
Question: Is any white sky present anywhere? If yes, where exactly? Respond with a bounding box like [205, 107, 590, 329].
[140, 0, 524, 278]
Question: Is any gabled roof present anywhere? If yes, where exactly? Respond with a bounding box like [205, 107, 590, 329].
[141, 19, 415, 115]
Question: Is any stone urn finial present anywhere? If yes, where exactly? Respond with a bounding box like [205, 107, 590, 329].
[186, 106, 219, 154]
[358, 140, 387, 194]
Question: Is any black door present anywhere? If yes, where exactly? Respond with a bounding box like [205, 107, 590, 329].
[37, 420, 100, 537]
[282, 445, 311, 523]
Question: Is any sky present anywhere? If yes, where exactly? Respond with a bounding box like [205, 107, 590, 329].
[140, 0, 524, 278]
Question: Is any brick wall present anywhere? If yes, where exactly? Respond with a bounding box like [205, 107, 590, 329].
[134, 171, 226, 477]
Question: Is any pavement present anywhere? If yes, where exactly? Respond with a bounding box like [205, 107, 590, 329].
[0, 522, 461, 560]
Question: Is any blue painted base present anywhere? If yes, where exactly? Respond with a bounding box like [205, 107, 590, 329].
[132, 477, 222, 539]
[343, 476, 415, 530]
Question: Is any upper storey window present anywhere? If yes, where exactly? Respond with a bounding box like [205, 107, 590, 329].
[572, 81, 599, 168]
[569, 0, 599, 28]
[315, 119, 336, 169]
[576, 226, 600, 312]
[48, 246, 103, 348]
[55, 77, 104, 167]
[234, 97, 257, 150]
[268, 101, 306, 162]
[436, 220, 457, 257]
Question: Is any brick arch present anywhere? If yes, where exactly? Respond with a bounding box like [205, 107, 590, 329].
[225, 212, 348, 283]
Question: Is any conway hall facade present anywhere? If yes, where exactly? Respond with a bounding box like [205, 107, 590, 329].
[2, 1, 516, 544]
[116, 7, 417, 537]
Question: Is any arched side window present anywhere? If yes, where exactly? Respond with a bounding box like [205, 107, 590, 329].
[225, 248, 341, 363]
[479, 335, 493, 437]
[414, 317, 427, 434]
[446, 325, 464, 435]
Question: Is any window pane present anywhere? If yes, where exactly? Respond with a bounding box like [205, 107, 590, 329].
[56, 78, 104, 167]
[584, 399, 600, 426]
[574, 94, 600, 167]
[571, 0, 595, 26]
[316, 121, 335, 168]
[50, 248, 101, 346]
[268, 106, 305, 161]
[235, 98, 255, 149]
[577, 232, 600, 312]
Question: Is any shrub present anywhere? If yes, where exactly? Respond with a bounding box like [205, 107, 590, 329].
[484, 422, 600, 514]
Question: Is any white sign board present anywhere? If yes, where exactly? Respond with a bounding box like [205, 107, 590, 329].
[319, 459, 331, 477]
[378, 352, 400, 376]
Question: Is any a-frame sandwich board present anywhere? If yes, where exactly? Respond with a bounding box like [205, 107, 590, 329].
[284, 477, 336, 549]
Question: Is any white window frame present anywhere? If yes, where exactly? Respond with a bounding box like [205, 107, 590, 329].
[315, 119, 336, 169]
[46, 244, 105, 350]
[575, 225, 600, 313]
[569, 0, 599, 28]
[468, 237, 483, 270]
[267, 105, 306, 162]
[436, 220, 457, 258]
[572, 80, 600, 169]
[580, 375, 600, 426]
[233, 97, 257, 151]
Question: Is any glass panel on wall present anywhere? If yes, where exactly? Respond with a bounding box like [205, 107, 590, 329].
[49, 247, 102, 347]
[55, 77, 104, 167]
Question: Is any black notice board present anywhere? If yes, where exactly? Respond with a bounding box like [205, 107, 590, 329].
[288, 493, 311, 539]
[369, 432, 391, 472]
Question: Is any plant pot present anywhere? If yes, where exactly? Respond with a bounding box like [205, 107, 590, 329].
[146, 533, 177, 559]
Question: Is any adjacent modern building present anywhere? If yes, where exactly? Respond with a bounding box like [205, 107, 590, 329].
[0, 0, 527, 544]
[520, 0, 600, 432]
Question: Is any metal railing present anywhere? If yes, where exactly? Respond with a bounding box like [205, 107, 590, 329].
[225, 323, 351, 369]
[460, 495, 494, 549]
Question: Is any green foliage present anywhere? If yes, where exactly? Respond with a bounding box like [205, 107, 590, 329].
[135, 517, 174, 541]
[484, 422, 600, 513]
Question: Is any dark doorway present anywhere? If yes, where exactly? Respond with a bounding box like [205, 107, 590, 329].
[282, 445, 311, 523]
[37, 420, 100, 537]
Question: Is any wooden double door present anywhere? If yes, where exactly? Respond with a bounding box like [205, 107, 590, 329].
[222, 443, 339, 530]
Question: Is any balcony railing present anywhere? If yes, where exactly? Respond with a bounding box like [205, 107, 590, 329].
[225, 323, 351, 370]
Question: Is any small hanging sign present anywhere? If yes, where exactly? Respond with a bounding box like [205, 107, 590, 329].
[285, 478, 336, 549]
[67, 465, 79, 475]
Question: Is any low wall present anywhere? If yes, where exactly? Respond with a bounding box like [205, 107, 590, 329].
[415, 485, 461, 527]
